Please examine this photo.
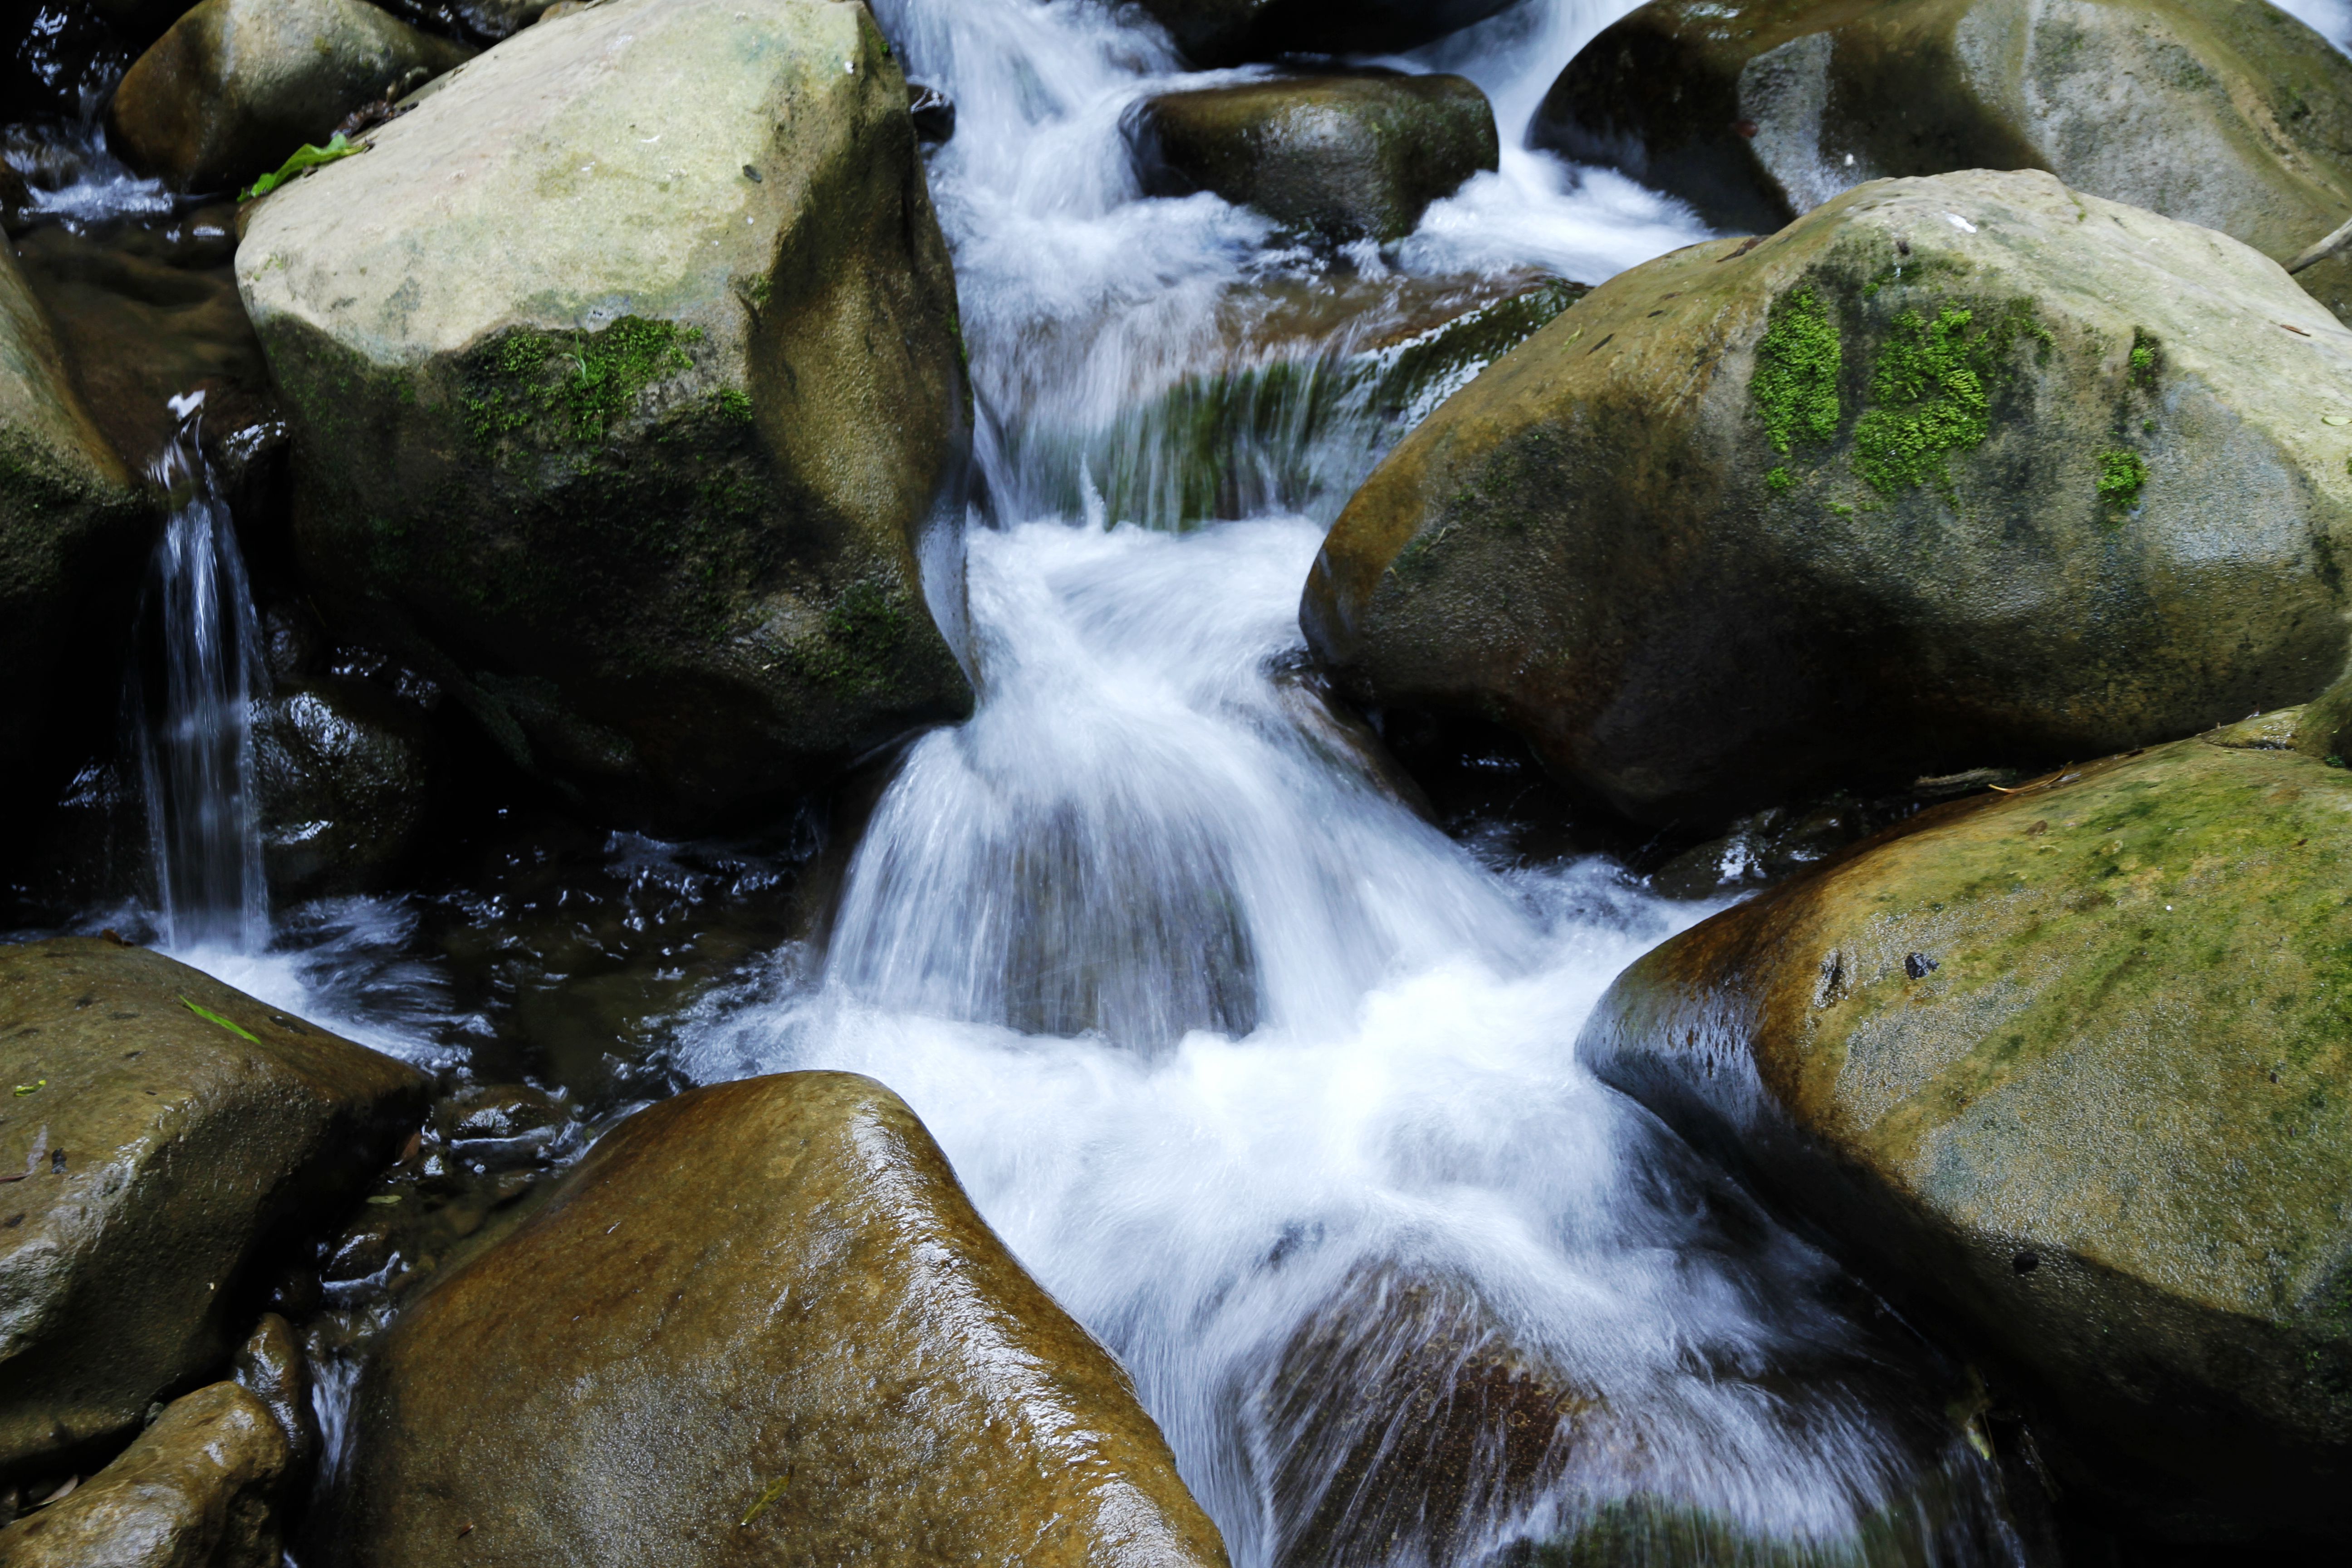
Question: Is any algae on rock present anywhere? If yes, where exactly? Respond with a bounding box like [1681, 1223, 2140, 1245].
[1579, 729, 2352, 1542]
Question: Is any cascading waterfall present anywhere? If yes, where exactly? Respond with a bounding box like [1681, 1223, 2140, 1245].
[133, 395, 270, 954]
[677, 0, 2034, 1562]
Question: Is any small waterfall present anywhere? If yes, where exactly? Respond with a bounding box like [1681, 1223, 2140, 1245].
[133, 395, 269, 952]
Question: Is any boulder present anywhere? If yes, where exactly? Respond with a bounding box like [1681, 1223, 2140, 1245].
[1304, 169, 2352, 826]
[1579, 730, 2352, 1541]
[253, 675, 446, 898]
[0, 938, 428, 1483]
[108, 0, 473, 193]
[235, 0, 974, 829]
[0, 238, 155, 809]
[331, 1071, 1228, 1568]
[1130, 73, 1498, 245]
[1533, 0, 2352, 324]
[0, 1382, 289, 1568]
[1132, 0, 1517, 68]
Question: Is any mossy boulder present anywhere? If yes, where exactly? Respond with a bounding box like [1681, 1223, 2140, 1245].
[1304, 169, 2352, 826]
[253, 675, 446, 898]
[1579, 731, 2352, 1541]
[108, 0, 473, 193]
[0, 938, 427, 1485]
[1534, 0, 2352, 324]
[1130, 72, 1498, 245]
[0, 238, 155, 810]
[235, 0, 973, 829]
[331, 1072, 1229, 1568]
[1131, 0, 1516, 68]
[0, 1381, 290, 1566]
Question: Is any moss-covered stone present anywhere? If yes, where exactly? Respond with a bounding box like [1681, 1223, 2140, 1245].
[108, 0, 472, 192]
[1578, 731, 2352, 1542]
[1304, 169, 2352, 826]
[235, 0, 973, 828]
[0, 938, 427, 1485]
[1130, 72, 1497, 245]
[1533, 0, 2352, 325]
[0, 239, 154, 813]
[330, 1072, 1229, 1568]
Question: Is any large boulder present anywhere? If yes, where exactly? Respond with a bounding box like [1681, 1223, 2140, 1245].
[1130, 73, 1498, 245]
[235, 0, 973, 829]
[253, 675, 446, 898]
[0, 1381, 290, 1567]
[0, 938, 427, 1483]
[1303, 169, 2352, 826]
[331, 1071, 1229, 1567]
[1132, 0, 1517, 68]
[108, 0, 473, 193]
[0, 239, 154, 809]
[1579, 729, 2352, 1542]
[1534, 0, 2352, 323]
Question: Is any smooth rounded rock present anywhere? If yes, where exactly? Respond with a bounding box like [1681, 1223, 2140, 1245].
[108, 0, 473, 192]
[235, 0, 974, 829]
[1534, 0, 2352, 323]
[1132, 73, 1497, 245]
[1579, 730, 2352, 1540]
[0, 938, 428, 1482]
[331, 1071, 1229, 1568]
[1304, 169, 2352, 826]
[0, 1382, 290, 1568]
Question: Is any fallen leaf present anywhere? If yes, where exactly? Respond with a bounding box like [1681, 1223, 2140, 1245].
[34, 1475, 78, 1507]
[178, 997, 259, 1043]
[456, 1523, 475, 1539]
[366, 1195, 404, 1206]
[740, 1473, 791, 1527]
[11, 1080, 42, 1097]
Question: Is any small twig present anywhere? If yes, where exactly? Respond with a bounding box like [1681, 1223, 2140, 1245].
[2287, 213, 2352, 274]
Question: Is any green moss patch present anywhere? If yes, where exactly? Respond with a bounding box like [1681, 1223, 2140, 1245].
[464, 317, 703, 448]
[1750, 286, 1842, 457]
[2097, 447, 2147, 513]
[1852, 299, 2045, 497]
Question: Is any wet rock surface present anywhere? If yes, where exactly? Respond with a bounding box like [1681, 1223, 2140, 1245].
[1132, 73, 1497, 245]
[108, 0, 473, 192]
[1580, 729, 2352, 1541]
[331, 1071, 1230, 1568]
[1536, 0, 2352, 323]
[0, 937, 428, 1482]
[235, 0, 975, 830]
[1307, 168, 2352, 828]
[0, 1380, 290, 1568]
[0, 235, 156, 808]
[254, 674, 448, 899]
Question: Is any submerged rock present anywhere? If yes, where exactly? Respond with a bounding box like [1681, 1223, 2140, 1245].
[1132, 0, 1516, 68]
[0, 238, 155, 809]
[235, 0, 973, 829]
[332, 1071, 1229, 1567]
[0, 1381, 290, 1568]
[1131, 73, 1497, 245]
[1305, 169, 2352, 826]
[108, 0, 473, 192]
[0, 938, 427, 1481]
[1535, 0, 2352, 323]
[1580, 730, 2352, 1541]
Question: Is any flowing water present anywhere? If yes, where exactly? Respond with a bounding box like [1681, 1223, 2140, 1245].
[132, 397, 270, 954]
[18, 0, 2050, 1558]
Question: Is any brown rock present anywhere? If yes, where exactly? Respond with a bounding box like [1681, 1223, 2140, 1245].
[0, 1382, 289, 1568]
[0, 939, 428, 1482]
[332, 1071, 1229, 1568]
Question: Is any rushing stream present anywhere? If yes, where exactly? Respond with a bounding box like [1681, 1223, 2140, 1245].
[16, 0, 2058, 1559]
